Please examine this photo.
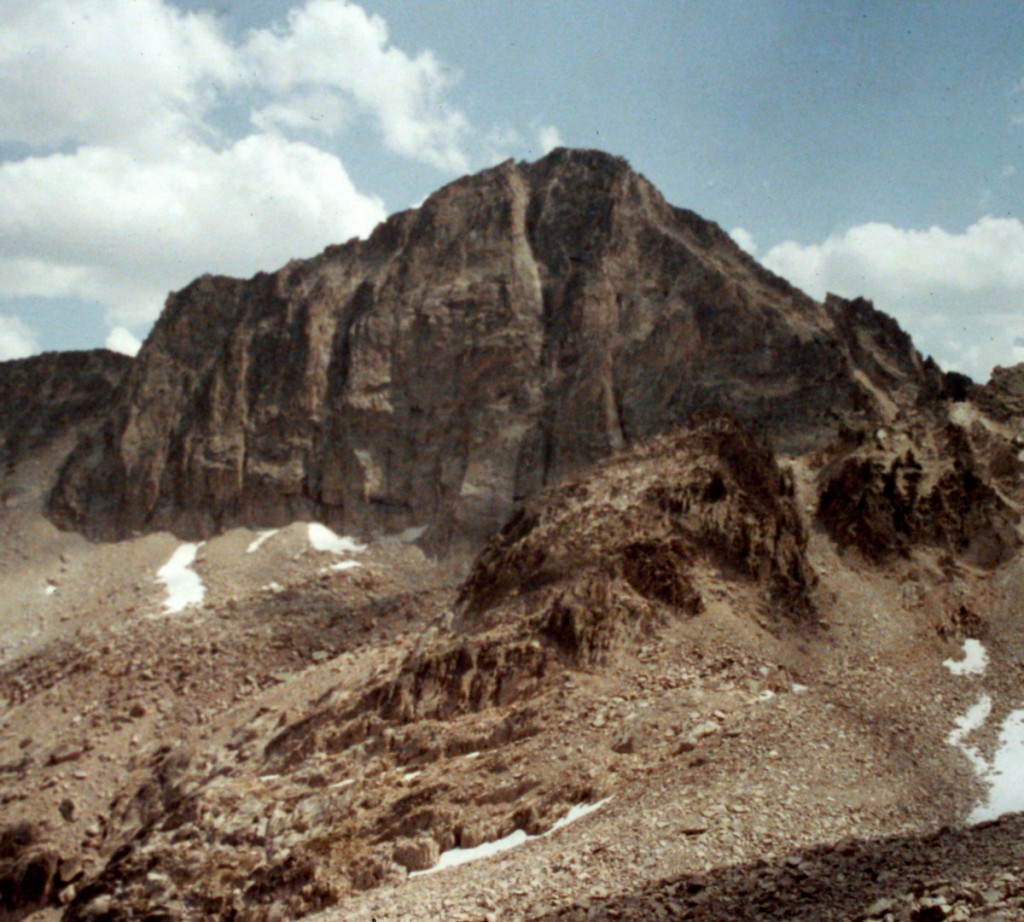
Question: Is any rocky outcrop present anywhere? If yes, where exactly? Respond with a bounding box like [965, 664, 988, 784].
[0, 350, 130, 471]
[49, 149, 936, 553]
[459, 413, 816, 647]
[817, 423, 1021, 567]
[974, 363, 1024, 420]
[0, 822, 61, 919]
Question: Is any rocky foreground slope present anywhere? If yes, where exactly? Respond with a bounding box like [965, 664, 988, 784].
[0, 151, 1023, 921]
[2, 384, 1023, 920]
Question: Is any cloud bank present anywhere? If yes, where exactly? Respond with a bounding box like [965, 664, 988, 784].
[0, 0, 531, 352]
[732, 218, 1024, 381]
[0, 316, 39, 361]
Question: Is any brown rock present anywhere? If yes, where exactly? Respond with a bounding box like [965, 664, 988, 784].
[611, 732, 636, 755]
[59, 798, 76, 822]
[0, 350, 130, 470]
[47, 741, 87, 766]
[392, 836, 440, 872]
[974, 363, 1024, 419]
[47, 149, 934, 556]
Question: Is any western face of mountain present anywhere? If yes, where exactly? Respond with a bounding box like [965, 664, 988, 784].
[0, 350, 131, 473]
[47, 149, 939, 552]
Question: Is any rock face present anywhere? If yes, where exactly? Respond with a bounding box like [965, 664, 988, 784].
[817, 423, 1021, 568]
[974, 362, 1024, 419]
[459, 413, 816, 647]
[48, 149, 937, 552]
[0, 350, 130, 471]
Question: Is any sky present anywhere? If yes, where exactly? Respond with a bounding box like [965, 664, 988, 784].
[2, 0, 1024, 380]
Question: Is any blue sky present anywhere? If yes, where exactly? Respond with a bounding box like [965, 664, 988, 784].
[2, 0, 1023, 378]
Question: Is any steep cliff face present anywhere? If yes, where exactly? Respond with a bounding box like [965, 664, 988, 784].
[0, 350, 131, 471]
[48, 149, 936, 550]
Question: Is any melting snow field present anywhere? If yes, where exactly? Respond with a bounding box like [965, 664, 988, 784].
[246, 529, 280, 554]
[307, 524, 367, 555]
[943, 639, 989, 675]
[969, 709, 1024, 823]
[157, 543, 206, 614]
[946, 694, 992, 776]
[410, 797, 614, 878]
[329, 559, 363, 572]
[944, 639, 1024, 822]
[394, 525, 427, 544]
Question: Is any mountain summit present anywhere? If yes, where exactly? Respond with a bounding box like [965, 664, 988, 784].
[48, 149, 941, 552]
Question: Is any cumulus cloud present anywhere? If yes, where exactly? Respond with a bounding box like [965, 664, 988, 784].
[0, 0, 240, 151]
[537, 125, 562, 154]
[760, 217, 1024, 380]
[243, 0, 470, 170]
[0, 315, 39, 361]
[105, 327, 143, 357]
[729, 227, 758, 256]
[0, 0, 474, 346]
[0, 136, 386, 327]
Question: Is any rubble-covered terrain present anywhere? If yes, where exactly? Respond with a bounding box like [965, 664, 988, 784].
[1, 150, 1023, 922]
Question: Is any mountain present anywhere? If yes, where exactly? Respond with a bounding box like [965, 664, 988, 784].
[49, 149, 947, 555]
[0, 350, 130, 474]
[1, 150, 1023, 922]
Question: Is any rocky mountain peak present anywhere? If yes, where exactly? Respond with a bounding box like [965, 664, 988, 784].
[48, 150, 939, 553]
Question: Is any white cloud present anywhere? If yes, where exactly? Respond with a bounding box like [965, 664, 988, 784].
[761, 217, 1024, 380]
[729, 227, 758, 256]
[0, 0, 240, 152]
[0, 136, 387, 327]
[537, 125, 562, 154]
[251, 88, 352, 137]
[105, 326, 142, 357]
[0, 315, 39, 361]
[243, 0, 470, 171]
[0, 0, 479, 349]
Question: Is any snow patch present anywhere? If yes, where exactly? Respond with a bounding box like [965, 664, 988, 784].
[946, 693, 992, 776]
[413, 829, 530, 876]
[247, 529, 280, 554]
[943, 639, 988, 676]
[791, 683, 809, 694]
[330, 778, 355, 790]
[969, 709, 1024, 822]
[157, 543, 205, 614]
[308, 524, 367, 555]
[396, 525, 427, 543]
[547, 796, 615, 834]
[946, 693, 1024, 823]
[329, 560, 363, 572]
[411, 797, 613, 878]
[45, 584, 56, 596]
[401, 770, 422, 782]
